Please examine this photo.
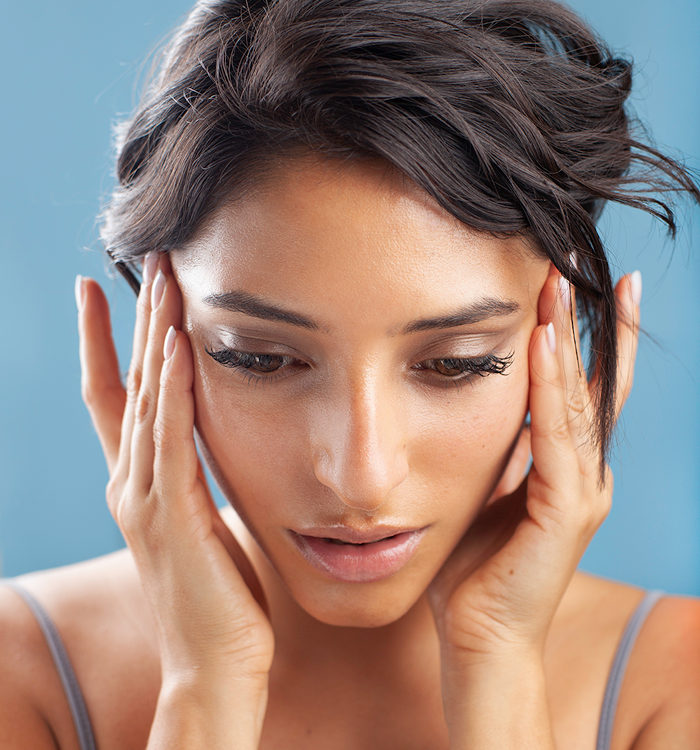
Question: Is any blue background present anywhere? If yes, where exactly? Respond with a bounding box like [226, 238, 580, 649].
[1, 1, 698, 593]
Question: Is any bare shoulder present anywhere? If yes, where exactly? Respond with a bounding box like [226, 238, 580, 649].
[624, 592, 700, 749]
[0, 550, 160, 750]
[565, 572, 700, 749]
[0, 584, 66, 748]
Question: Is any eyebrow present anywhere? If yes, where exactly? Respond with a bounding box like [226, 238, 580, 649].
[203, 291, 520, 334]
[204, 291, 320, 331]
[401, 298, 520, 333]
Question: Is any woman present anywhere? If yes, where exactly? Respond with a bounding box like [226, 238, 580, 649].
[1, 0, 698, 748]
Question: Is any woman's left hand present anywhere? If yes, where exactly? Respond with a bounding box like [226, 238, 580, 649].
[428, 268, 640, 746]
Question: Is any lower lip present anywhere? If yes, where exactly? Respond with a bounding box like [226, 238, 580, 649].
[291, 529, 426, 583]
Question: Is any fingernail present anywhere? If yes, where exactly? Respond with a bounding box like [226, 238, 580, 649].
[142, 252, 158, 287]
[630, 270, 642, 306]
[163, 326, 177, 360]
[151, 270, 166, 310]
[74, 275, 85, 313]
[546, 322, 556, 354]
[558, 276, 571, 310]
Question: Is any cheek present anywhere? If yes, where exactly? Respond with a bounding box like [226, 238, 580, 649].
[191, 355, 312, 519]
[193, 353, 530, 525]
[410, 361, 530, 498]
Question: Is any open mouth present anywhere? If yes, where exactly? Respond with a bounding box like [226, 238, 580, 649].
[290, 528, 427, 583]
[323, 533, 400, 545]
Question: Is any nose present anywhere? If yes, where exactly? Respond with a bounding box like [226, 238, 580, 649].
[311, 372, 409, 512]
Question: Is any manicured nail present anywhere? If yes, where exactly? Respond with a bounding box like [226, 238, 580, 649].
[630, 270, 642, 306]
[163, 326, 177, 360]
[558, 276, 571, 310]
[142, 252, 158, 286]
[546, 322, 556, 354]
[151, 270, 166, 310]
[74, 275, 85, 313]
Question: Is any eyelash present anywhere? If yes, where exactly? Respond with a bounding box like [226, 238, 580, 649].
[413, 353, 514, 386]
[205, 347, 514, 388]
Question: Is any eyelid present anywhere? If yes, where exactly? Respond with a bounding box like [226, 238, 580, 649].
[215, 330, 309, 359]
[410, 330, 513, 360]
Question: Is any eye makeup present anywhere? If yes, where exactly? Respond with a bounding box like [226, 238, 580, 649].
[198, 310, 520, 391]
[205, 343, 514, 389]
[205, 346, 306, 385]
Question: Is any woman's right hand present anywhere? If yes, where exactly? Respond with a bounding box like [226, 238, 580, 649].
[76, 253, 273, 748]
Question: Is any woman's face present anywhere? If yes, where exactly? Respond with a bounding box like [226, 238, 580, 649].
[172, 156, 550, 628]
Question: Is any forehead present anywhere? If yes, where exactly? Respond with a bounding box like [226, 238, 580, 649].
[174, 155, 545, 322]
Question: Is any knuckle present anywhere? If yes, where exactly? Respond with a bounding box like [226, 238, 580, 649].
[112, 485, 157, 542]
[152, 417, 186, 455]
[550, 415, 571, 444]
[135, 388, 153, 424]
[570, 503, 600, 535]
[81, 380, 121, 414]
[577, 475, 613, 531]
[80, 380, 99, 412]
[105, 475, 124, 519]
[126, 365, 143, 397]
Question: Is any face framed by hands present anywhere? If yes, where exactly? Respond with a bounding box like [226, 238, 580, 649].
[166, 155, 552, 628]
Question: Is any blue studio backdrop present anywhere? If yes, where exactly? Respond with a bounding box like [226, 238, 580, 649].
[1, 0, 698, 592]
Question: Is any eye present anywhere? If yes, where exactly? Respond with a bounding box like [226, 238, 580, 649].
[205, 346, 303, 381]
[414, 352, 513, 385]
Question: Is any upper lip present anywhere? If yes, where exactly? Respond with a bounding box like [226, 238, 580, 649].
[291, 525, 425, 544]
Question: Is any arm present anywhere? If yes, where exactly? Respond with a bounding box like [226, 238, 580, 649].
[430, 268, 641, 748]
[77, 254, 272, 749]
[440, 650, 554, 748]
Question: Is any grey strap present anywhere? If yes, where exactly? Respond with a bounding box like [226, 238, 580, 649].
[596, 590, 664, 750]
[4, 582, 98, 750]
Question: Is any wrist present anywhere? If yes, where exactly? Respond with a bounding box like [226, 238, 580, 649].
[441, 652, 555, 750]
[148, 672, 268, 750]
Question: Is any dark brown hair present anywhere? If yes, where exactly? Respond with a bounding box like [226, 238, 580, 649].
[101, 0, 699, 471]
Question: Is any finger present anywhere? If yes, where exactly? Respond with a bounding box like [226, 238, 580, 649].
[129, 267, 182, 493]
[117, 251, 160, 475]
[528, 321, 579, 491]
[612, 272, 641, 419]
[538, 268, 593, 457]
[76, 276, 126, 474]
[204, 486, 269, 614]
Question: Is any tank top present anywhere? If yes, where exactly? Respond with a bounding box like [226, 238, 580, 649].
[3, 582, 663, 750]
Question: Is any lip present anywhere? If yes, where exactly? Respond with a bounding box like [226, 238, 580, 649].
[289, 526, 428, 583]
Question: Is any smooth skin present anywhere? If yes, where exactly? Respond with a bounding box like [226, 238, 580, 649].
[1, 158, 699, 750]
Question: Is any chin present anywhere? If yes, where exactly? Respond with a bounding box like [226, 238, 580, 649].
[308, 605, 416, 629]
[277, 560, 436, 628]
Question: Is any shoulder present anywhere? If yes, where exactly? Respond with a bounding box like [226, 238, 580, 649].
[0, 584, 66, 748]
[0, 549, 160, 750]
[623, 593, 700, 749]
[567, 573, 700, 750]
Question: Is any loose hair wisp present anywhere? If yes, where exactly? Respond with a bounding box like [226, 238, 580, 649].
[101, 0, 700, 474]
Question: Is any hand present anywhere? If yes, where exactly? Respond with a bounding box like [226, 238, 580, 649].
[76, 255, 273, 742]
[428, 267, 640, 663]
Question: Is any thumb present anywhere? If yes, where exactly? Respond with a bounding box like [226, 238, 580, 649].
[76, 276, 126, 475]
[199, 463, 269, 615]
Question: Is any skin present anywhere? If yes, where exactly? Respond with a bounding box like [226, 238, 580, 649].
[1, 155, 699, 750]
[175, 157, 546, 629]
